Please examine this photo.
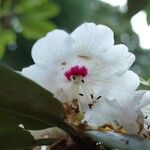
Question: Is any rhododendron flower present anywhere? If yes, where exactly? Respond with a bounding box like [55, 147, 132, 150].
[84, 90, 150, 137]
[21, 22, 139, 112]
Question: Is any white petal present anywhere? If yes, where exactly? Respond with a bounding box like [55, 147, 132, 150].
[131, 91, 150, 126]
[84, 91, 145, 134]
[118, 108, 144, 134]
[22, 64, 75, 103]
[87, 45, 135, 82]
[99, 44, 135, 74]
[142, 106, 150, 127]
[87, 71, 140, 105]
[71, 22, 114, 57]
[139, 91, 150, 126]
[100, 44, 128, 61]
[32, 29, 72, 64]
[118, 91, 147, 135]
[140, 91, 150, 107]
[83, 98, 120, 127]
[128, 90, 147, 108]
[21, 64, 53, 92]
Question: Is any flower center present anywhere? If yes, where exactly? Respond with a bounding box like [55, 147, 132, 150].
[64, 65, 88, 81]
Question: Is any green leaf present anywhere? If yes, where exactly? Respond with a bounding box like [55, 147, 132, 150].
[12, 0, 59, 40]
[0, 126, 57, 150]
[0, 64, 78, 138]
[146, 3, 150, 24]
[0, 64, 64, 131]
[0, 27, 16, 59]
[14, 0, 60, 18]
[84, 131, 150, 150]
[0, 41, 6, 59]
[20, 21, 56, 39]
[127, 0, 149, 18]
[13, 0, 48, 13]
[17, 2, 60, 19]
[0, 0, 12, 17]
[0, 127, 34, 150]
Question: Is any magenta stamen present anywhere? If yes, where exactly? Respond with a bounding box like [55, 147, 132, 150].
[64, 65, 88, 81]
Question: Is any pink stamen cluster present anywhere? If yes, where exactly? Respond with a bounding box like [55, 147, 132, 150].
[64, 65, 88, 81]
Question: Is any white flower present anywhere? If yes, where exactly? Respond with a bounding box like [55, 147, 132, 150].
[21, 22, 139, 112]
[84, 90, 150, 137]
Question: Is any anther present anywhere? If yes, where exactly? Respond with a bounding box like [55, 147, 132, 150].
[145, 116, 148, 119]
[79, 93, 83, 96]
[88, 103, 93, 109]
[81, 79, 84, 83]
[97, 96, 102, 100]
[90, 94, 94, 99]
[73, 99, 78, 102]
[143, 133, 148, 138]
[73, 76, 76, 80]
[74, 108, 80, 113]
[125, 140, 129, 144]
[71, 106, 80, 114]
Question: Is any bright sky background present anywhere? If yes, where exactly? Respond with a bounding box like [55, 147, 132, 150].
[131, 11, 150, 50]
[100, 0, 127, 7]
[100, 0, 150, 50]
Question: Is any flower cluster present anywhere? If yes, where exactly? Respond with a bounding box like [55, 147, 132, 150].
[21, 23, 150, 139]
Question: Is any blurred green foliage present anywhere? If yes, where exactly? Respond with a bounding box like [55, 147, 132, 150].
[0, 0, 60, 58]
[0, 0, 150, 87]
